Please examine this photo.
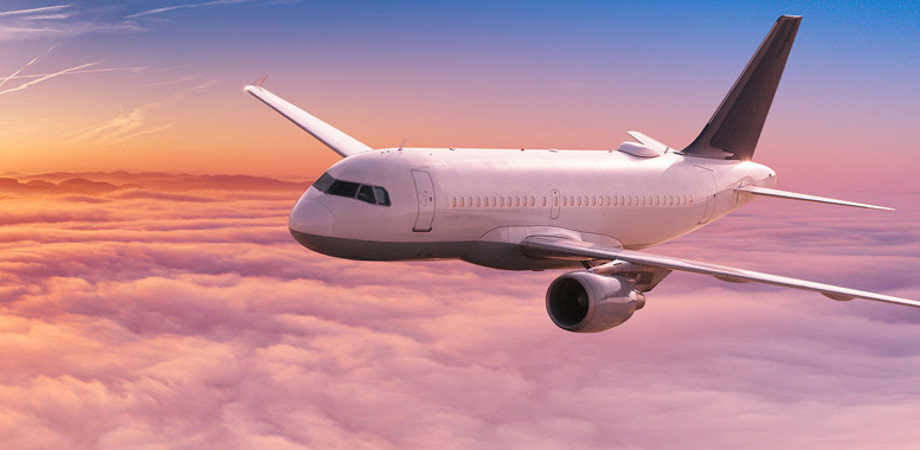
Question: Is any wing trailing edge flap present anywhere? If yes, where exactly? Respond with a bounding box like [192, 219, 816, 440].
[736, 186, 894, 211]
[244, 84, 371, 158]
[521, 235, 920, 308]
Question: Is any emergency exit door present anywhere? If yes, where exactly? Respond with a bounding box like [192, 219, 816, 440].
[411, 170, 435, 232]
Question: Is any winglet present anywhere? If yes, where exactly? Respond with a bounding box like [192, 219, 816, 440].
[244, 83, 371, 158]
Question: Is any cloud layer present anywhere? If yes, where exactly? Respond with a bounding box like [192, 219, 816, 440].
[1, 173, 919, 449]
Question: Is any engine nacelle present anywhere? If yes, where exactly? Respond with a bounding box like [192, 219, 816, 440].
[546, 272, 646, 333]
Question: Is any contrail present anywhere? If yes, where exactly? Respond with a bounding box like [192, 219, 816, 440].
[0, 44, 58, 90]
[0, 5, 71, 17]
[126, 0, 253, 19]
[3, 66, 146, 80]
[114, 122, 174, 143]
[0, 61, 100, 96]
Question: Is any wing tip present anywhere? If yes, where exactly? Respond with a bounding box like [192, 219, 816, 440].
[243, 75, 269, 94]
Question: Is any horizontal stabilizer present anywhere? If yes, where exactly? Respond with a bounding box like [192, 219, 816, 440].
[244, 84, 371, 158]
[736, 186, 894, 211]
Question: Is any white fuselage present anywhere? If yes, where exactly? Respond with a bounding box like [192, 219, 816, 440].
[289, 147, 777, 270]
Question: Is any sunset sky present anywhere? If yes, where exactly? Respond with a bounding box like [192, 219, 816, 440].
[2, 1, 920, 448]
[0, 0, 917, 187]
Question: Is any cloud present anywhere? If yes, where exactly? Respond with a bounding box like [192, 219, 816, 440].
[71, 80, 218, 144]
[0, 172, 919, 448]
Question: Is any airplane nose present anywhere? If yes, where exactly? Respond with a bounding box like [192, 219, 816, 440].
[289, 196, 334, 237]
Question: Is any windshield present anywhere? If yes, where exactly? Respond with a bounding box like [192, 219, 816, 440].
[312, 173, 391, 206]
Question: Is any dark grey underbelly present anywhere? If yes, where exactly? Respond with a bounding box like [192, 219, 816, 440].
[289, 228, 581, 270]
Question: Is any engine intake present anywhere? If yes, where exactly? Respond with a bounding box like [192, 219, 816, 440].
[546, 272, 645, 333]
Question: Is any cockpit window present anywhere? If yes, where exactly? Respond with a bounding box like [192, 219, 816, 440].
[312, 173, 391, 207]
[313, 173, 335, 192]
[328, 180, 360, 198]
[373, 186, 391, 206]
[356, 185, 375, 204]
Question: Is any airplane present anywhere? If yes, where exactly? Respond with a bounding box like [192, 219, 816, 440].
[245, 15, 918, 333]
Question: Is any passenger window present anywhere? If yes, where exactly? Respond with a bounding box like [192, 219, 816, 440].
[357, 185, 376, 204]
[374, 187, 391, 206]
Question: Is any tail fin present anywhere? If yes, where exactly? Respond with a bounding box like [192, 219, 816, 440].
[681, 15, 801, 160]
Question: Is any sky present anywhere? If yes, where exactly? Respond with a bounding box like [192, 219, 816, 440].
[1, 1, 919, 448]
[0, 0, 918, 187]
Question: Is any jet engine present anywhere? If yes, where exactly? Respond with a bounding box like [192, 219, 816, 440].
[546, 271, 645, 333]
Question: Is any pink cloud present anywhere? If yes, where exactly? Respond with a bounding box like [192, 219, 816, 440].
[0, 173, 919, 448]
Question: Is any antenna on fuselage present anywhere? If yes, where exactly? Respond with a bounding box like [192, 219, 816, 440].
[398, 138, 407, 151]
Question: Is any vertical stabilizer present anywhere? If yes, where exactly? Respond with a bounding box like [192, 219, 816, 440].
[681, 15, 801, 160]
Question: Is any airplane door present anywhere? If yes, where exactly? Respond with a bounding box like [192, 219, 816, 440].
[411, 170, 435, 232]
[550, 189, 560, 219]
[696, 167, 717, 225]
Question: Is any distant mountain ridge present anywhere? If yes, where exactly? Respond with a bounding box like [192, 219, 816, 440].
[0, 172, 311, 195]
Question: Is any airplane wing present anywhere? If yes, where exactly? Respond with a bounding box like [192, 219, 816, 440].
[244, 84, 371, 158]
[736, 186, 894, 211]
[521, 235, 920, 308]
